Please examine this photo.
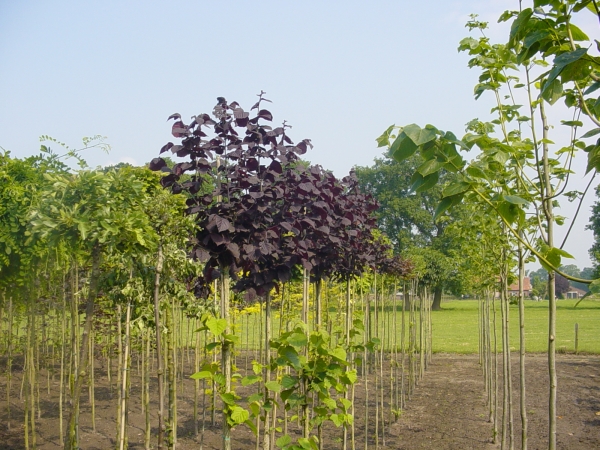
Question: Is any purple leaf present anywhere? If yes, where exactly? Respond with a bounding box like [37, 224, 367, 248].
[149, 157, 167, 171]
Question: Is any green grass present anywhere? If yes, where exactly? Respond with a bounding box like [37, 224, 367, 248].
[432, 299, 600, 354]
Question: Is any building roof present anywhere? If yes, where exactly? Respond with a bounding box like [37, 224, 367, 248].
[508, 276, 532, 292]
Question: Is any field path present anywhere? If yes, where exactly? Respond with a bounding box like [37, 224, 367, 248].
[385, 354, 497, 449]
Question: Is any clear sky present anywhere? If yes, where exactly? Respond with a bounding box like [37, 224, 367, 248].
[0, 0, 597, 270]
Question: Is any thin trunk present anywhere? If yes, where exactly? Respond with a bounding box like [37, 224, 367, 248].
[263, 292, 272, 450]
[118, 302, 132, 450]
[518, 245, 528, 450]
[153, 241, 166, 450]
[65, 246, 102, 450]
[221, 269, 232, 450]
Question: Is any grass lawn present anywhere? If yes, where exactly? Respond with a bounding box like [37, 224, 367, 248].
[432, 299, 600, 354]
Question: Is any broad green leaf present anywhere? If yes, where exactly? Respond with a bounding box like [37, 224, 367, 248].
[498, 201, 521, 224]
[287, 332, 307, 348]
[415, 171, 440, 193]
[376, 125, 394, 148]
[281, 346, 301, 369]
[541, 78, 563, 105]
[417, 159, 445, 177]
[503, 195, 528, 205]
[329, 347, 346, 362]
[553, 248, 574, 259]
[330, 413, 343, 427]
[402, 124, 438, 146]
[206, 317, 227, 336]
[241, 375, 262, 386]
[220, 392, 236, 405]
[322, 397, 336, 409]
[569, 23, 589, 41]
[442, 181, 470, 198]
[390, 132, 418, 162]
[340, 398, 352, 411]
[509, 8, 533, 46]
[344, 369, 357, 384]
[281, 374, 297, 389]
[230, 406, 249, 424]
[586, 145, 600, 173]
[466, 166, 487, 179]
[434, 197, 453, 222]
[589, 279, 600, 295]
[265, 381, 282, 392]
[276, 435, 292, 448]
[541, 48, 588, 97]
[190, 370, 212, 380]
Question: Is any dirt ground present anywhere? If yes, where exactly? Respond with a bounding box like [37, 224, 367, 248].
[0, 352, 598, 449]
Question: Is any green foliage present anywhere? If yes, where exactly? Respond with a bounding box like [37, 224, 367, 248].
[379, 3, 600, 286]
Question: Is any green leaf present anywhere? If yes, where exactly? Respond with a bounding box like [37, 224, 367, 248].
[417, 159, 445, 177]
[584, 81, 600, 95]
[280, 346, 301, 369]
[466, 166, 487, 179]
[402, 124, 438, 146]
[276, 435, 292, 448]
[415, 172, 439, 193]
[561, 120, 584, 127]
[434, 197, 453, 222]
[442, 181, 470, 198]
[541, 78, 563, 105]
[230, 406, 249, 424]
[580, 128, 600, 139]
[241, 375, 262, 386]
[498, 201, 522, 225]
[509, 8, 533, 46]
[265, 381, 282, 393]
[206, 317, 227, 336]
[390, 132, 418, 162]
[329, 347, 346, 362]
[345, 369, 357, 384]
[190, 370, 212, 380]
[541, 48, 588, 97]
[539, 247, 572, 271]
[586, 145, 600, 174]
[330, 414, 343, 427]
[589, 279, 600, 295]
[281, 374, 297, 389]
[205, 342, 221, 352]
[322, 397, 336, 409]
[220, 393, 236, 405]
[287, 332, 307, 348]
[503, 195, 528, 205]
[376, 125, 395, 148]
[568, 23, 589, 41]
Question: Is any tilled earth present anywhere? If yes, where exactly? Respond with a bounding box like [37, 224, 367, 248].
[1, 353, 599, 449]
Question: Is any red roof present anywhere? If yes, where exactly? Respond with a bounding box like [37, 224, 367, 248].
[508, 276, 532, 292]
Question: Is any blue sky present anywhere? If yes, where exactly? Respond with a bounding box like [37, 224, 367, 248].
[0, 0, 597, 269]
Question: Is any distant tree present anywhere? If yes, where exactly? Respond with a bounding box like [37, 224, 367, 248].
[572, 267, 594, 292]
[355, 154, 464, 310]
[529, 268, 548, 299]
[555, 274, 570, 299]
[588, 184, 600, 279]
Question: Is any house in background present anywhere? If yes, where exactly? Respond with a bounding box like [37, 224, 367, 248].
[565, 287, 587, 299]
[507, 277, 532, 297]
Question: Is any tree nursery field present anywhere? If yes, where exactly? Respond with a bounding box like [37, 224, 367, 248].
[3, 2, 600, 450]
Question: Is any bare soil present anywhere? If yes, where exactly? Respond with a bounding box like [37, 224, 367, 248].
[0, 353, 598, 449]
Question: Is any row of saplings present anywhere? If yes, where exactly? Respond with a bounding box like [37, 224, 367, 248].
[1, 95, 432, 450]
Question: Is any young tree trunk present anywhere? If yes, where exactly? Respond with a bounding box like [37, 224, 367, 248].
[118, 302, 132, 450]
[221, 269, 232, 450]
[153, 241, 166, 450]
[431, 286, 443, 311]
[518, 244, 528, 450]
[263, 292, 272, 450]
[65, 245, 102, 450]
